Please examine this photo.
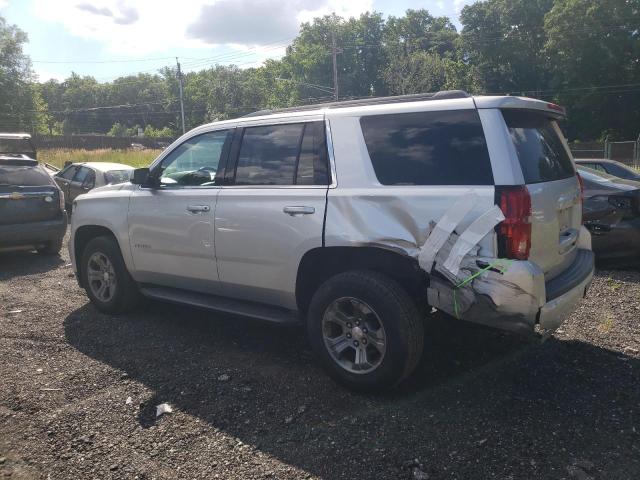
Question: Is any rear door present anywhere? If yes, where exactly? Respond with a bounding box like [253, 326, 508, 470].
[214, 118, 330, 309]
[501, 109, 581, 279]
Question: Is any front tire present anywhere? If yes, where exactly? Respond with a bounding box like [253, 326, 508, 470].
[307, 270, 424, 391]
[81, 236, 139, 314]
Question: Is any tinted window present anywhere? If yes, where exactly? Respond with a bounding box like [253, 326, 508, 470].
[235, 124, 304, 185]
[296, 122, 330, 185]
[83, 169, 96, 188]
[58, 165, 77, 180]
[0, 138, 34, 154]
[0, 165, 52, 186]
[604, 162, 637, 179]
[360, 110, 493, 186]
[503, 110, 574, 184]
[158, 130, 230, 186]
[73, 166, 90, 184]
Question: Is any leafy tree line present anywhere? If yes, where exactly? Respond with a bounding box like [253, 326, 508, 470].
[1, 0, 639, 142]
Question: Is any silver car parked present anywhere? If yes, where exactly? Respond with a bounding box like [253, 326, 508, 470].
[68, 91, 594, 391]
[54, 162, 134, 211]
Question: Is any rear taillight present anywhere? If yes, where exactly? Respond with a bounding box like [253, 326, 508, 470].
[497, 186, 532, 260]
[576, 173, 584, 203]
[59, 190, 65, 211]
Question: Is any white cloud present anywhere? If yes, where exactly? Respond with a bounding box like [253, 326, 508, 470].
[32, 0, 372, 57]
[0, 0, 8, 9]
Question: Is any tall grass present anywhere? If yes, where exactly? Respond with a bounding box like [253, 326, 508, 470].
[39, 148, 162, 170]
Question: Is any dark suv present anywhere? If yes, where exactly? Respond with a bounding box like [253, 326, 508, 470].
[0, 155, 67, 255]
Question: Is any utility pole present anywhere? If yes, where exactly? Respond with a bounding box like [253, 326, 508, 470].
[331, 30, 339, 101]
[176, 57, 186, 134]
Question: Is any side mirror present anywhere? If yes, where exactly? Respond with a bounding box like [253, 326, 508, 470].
[132, 168, 151, 186]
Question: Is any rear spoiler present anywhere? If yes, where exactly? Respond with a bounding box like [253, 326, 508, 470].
[473, 95, 566, 119]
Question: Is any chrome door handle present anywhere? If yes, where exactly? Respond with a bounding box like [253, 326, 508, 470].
[283, 206, 315, 216]
[187, 204, 210, 213]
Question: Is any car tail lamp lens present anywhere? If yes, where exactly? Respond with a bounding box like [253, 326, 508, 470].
[59, 190, 65, 211]
[547, 102, 566, 114]
[497, 186, 532, 260]
[576, 173, 584, 203]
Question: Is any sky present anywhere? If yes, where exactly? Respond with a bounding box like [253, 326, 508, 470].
[0, 0, 474, 82]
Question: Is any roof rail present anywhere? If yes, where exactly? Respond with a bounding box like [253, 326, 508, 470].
[240, 90, 470, 118]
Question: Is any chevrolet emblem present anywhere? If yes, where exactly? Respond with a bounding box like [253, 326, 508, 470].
[9, 192, 23, 200]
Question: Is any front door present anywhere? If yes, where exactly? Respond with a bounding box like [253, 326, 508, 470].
[215, 120, 330, 309]
[128, 128, 233, 293]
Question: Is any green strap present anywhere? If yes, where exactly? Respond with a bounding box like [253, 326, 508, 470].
[452, 259, 512, 319]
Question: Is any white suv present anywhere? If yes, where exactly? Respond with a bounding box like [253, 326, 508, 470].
[69, 91, 594, 391]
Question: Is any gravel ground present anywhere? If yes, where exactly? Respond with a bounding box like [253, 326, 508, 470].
[1, 239, 639, 480]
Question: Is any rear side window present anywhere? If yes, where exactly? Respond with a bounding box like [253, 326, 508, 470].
[503, 110, 574, 184]
[234, 121, 329, 186]
[360, 110, 493, 186]
[0, 165, 52, 186]
[296, 122, 329, 185]
[73, 166, 91, 184]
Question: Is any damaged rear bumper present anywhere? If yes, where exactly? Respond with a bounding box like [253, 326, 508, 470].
[428, 248, 594, 336]
[538, 249, 594, 332]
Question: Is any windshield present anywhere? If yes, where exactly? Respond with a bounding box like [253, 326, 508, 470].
[0, 138, 35, 154]
[502, 110, 575, 184]
[605, 162, 639, 178]
[577, 166, 617, 182]
[0, 165, 52, 186]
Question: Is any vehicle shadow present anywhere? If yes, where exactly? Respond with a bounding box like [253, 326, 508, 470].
[0, 250, 65, 281]
[64, 303, 640, 479]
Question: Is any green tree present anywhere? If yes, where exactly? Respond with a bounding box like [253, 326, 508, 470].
[544, 0, 640, 139]
[0, 15, 39, 132]
[108, 122, 128, 137]
[460, 0, 553, 94]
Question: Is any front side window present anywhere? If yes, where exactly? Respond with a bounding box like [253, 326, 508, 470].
[157, 130, 230, 186]
[58, 165, 77, 180]
[360, 110, 493, 186]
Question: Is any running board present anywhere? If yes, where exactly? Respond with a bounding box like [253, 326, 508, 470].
[139, 285, 301, 325]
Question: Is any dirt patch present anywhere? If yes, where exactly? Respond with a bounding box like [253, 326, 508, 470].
[1, 239, 639, 479]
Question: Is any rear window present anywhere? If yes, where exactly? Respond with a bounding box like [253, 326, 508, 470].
[503, 110, 575, 184]
[0, 165, 52, 186]
[359, 110, 493, 186]
[105, 170, 132, 184]
[0, 138, 35, 154]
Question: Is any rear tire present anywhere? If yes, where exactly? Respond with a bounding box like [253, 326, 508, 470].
[307, 270, 424, 392]
[37, 238, 63, 255]
[81, 236, 140, 314]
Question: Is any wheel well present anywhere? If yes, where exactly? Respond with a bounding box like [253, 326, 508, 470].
[295, 247, 428, 313]
[74, 225, 118, 285]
